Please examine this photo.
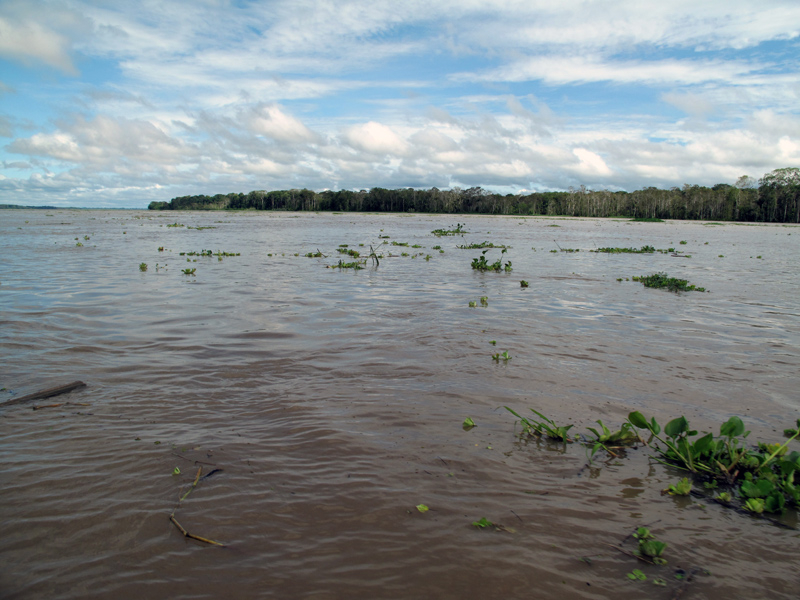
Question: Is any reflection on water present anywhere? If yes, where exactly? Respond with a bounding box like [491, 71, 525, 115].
[1, 211, 799, 599]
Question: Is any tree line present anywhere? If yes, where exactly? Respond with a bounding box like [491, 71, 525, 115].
[148, 168, 800, 223]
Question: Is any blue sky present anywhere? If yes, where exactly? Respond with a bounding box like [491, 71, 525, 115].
[1, 0, 799, 208]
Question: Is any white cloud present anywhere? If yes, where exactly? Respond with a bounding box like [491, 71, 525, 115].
[246, 105, 317, 143]
[573, 148, 612, 177]
[343, 121, 410, 156]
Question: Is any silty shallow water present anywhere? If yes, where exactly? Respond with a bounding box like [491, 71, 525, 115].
[1, 209, 799, 599]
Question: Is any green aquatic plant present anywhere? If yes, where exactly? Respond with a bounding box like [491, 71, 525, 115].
[664, 477, 692, 496]
[492, 351, 511, 362]
[632, 273, 706, 293]
[520, 280, 529, 287]
[505, 407, 573, 442]
[591, 245, 666, 254]
[181, 268, 196, 275]
[457, 241, 509, 249]
[627, 569, 647, 581]
[337, 248, 360, 258]
[463, 417, 476, 430]
[633, 527, 667, 564]
[329, 259, 365, 270]
[628, 411, 800, 515]
[471, 248, 512, 272]
[139, 263, 148, 272]
[432, 223, 466, 236]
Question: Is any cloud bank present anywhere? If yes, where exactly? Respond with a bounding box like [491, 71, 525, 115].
[0, 0, 798, 207]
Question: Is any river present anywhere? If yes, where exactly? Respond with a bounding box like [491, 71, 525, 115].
[1, 209, 799, 599]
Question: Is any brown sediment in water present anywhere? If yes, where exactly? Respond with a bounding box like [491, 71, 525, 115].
[1, 210, 799, 599]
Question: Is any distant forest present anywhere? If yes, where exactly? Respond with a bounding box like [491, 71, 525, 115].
[148, 168, 800, 223]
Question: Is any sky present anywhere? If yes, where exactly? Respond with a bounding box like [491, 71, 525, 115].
[1, 0, 799, 208]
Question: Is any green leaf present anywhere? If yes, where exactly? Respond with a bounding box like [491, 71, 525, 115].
[744, 498, 765, 513]
[463, 417, 476, 429]
[628, 411, 648, 429]
[416, 504, 429, 513]
[640, 539, 667, 558]
[172, 467, 181, 475]
[720, 416, 745, 438]
[765, 492, 786, 513]
[628, 569, 647, 581]
[692, 432, 714, 455]
[665, 416, 689, 438]
[472, 517, 493, 528]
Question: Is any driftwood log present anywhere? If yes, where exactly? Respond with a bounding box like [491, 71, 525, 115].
[0, 381, 86, 408]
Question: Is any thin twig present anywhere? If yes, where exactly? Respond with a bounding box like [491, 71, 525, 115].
[169, 514, 226, 547]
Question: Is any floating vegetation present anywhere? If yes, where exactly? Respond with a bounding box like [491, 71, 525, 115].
[139, 263, 148, 272]
[505, 407, 571, 441]
[632, 273, 706, 293]
[187, 226, 216, 230]
[628, 411, 800, 517]
[179, 250, 240, 257]
[471, 249, 512, 272]
[328, 259, 365, 270]
[337, 248, 360, 258]
[432, 245, 441, 250]
[558, 248, 579, 252]
[508, 406, 800, 522]
[391, 241, 409, 247]
[679, 240, 688, 244]
[432, 223, 466, 236]
[457, 241, 509, 249]
[305, 250, 325, 258]
[166, 223, 185, 228]
[158, 246, 165, 252]
[520, 280, 529, 287]
[591, 245, 674, 254]
[181, 268, 196, 275]
[492, 351, 512, 362]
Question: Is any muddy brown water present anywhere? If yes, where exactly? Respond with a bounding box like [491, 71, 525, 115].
[1, 210, 799, 599]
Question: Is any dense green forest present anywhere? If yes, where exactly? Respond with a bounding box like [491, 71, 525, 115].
[148, 167, 800, 223]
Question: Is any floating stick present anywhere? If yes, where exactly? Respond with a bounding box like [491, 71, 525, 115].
[1, 381, 86, 408]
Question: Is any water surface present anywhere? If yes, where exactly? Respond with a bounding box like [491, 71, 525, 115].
[2, 210, 799, 599]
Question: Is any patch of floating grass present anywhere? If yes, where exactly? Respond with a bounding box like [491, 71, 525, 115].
[457, 241, 509, 249]
[632, 272, 706, 293]
[337, 248, 360, 258]
[432, 223, 466, 236]
[591, 245, 674, 254]
[471, 248, 511, 272]
[328, 259, 365, 270]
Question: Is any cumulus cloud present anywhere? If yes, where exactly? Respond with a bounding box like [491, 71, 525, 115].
[343, 122, 410, 156]
[0, 0, 90, 74]
[2, 1, 799, 206]
[246, 105, 317, 143]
